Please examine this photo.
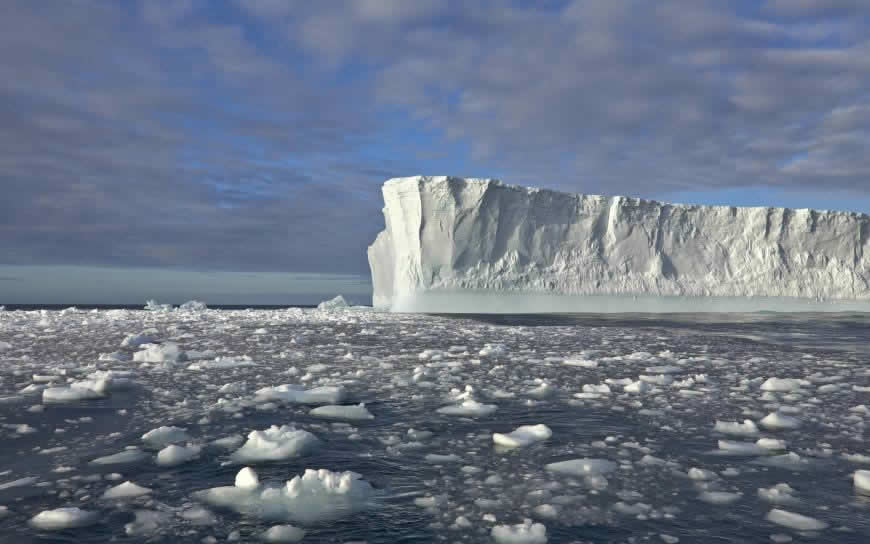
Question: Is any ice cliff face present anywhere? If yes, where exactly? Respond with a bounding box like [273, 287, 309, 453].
[368, 176, 870, 311]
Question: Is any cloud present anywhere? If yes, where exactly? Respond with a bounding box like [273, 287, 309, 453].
[1, 1, 868, 276]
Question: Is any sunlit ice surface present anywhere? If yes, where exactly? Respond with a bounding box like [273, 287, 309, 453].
[0, 304, 869, 542]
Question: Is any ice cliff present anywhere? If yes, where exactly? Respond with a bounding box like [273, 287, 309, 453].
[368, 176, 870, 312]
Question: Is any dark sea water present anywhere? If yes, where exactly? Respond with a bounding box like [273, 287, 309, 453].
[0, 307, 868, 543]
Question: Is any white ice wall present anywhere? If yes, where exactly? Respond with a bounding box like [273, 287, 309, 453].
[367, 176, 870, 312]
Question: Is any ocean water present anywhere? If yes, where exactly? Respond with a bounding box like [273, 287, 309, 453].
[0, 306, 868, 543]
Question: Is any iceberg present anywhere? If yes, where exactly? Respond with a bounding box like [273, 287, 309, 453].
[368, 176, 870, 313]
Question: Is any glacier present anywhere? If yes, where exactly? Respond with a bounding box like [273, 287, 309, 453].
[367, 176, 870, 313]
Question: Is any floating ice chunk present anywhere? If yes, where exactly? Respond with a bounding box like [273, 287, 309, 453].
[698, 491, 742, 505]
[714, 420, 759, 436]
[715, 440, 768, 455]
[855, 470, 870, 495]
[133, 342, 185, 364]
[124, 509, 171, 537]
[545, 458, 617, 477]
[527, 382, 554, 398]
[317, 295, 349, 310]
[759, 413, 801, 430]
[564, 358, 597, 368]
[188, 356, 255, 370]
[582, 384, 611, 394]
[688, 468, 717, 481]
[212, 434, 245, 449]
[231, 425, 320, 463]
[144, 300, 172, 312]
[491, 519, 547, 544]
[0, 341, 10, 350]
[756, 438, 787, 451]
[195, 468, 375, 524]
[436, 399, 498, 417]
[42, 381, 106, 402]
[533, 504, 560, 519]
[30, 507, 98, 531]
[236, 467, 260, 489]
[142, 426, 190, 448]
[493, 424, 552, 448]
[624, 380, 651, 394]
[309, 404, 374, 421]
[0, 477, 38, 490]
[758, 483, 798, 504]
[754, 452, 809, 470]
[178, 300, 207, 311]
[761, 378, 805, 392]
[91, 448, 149, 465]
[156, 444, 201, 467]
[254, 384, 345, 405]
[102, 481, 152, 499]
[262, 524, 307, 543]
[765, 509, 828, 531]
[479, 343, 508, 357]
[121, 332, 157, 348]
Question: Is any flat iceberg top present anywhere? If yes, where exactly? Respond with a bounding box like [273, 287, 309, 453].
[368, 176, 870, 312]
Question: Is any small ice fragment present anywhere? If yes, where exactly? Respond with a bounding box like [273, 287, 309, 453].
[156, 444, 201, 467]
[29, 507, 98, 531]
[758, 483, 797, 504]
[761, 378, 805, 392]
[688, 468, 717, 481]
[436, 399, 497, 417]
[261, 524, 306, 542]
[142, 426, 190, 448]
[493, 424, 552, 448]
[765, 508, 828, 531]
[698, 491, 742, 505]
[231, 425, 320, 463]
[491, 519, 547, 544]
[854, 470, 870, 495]
[235, 467, 260, 489]
[102, 481, 152, 499]
[309, 404, 374, 421]
[714, 420, 759, 436]
[759, 413, 801, 430]
[91, 448, 149, 465]
[545, 458, 617, 477]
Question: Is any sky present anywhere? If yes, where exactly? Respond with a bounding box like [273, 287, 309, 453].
[1, 0, 869, 304]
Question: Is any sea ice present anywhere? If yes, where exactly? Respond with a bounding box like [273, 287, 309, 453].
[309, 404, 374, 421]
[133, 342, 185, 364]
[854, 470, 870, 494]
[91, 448, 149, 465]
[765, 508, 828, 531]
[231, 425, 320, 463]
[713, 420, 759, 436]
[316, 295, 349, 310]
[437, 399, 498, 417]
[761, 378, 805, 392]
[142, 426, 191, 448]
[491, 519, 548, 544]
[545, 458, 617, 477]
[102, 481, 152, 499]
[254, 384, 345, 405]
[156, 444, 201, 467]
[261, 524, 307, 543]
[194, 467, 375, 524]
[493, 424, 552, 448]
[759, 412, 802, 430]
[29, 507, 98, 530]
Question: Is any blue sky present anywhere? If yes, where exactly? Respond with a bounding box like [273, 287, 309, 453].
[1, 1, 869, 304]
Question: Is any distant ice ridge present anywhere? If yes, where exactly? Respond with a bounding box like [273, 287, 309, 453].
[368, 176, 870, 313]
